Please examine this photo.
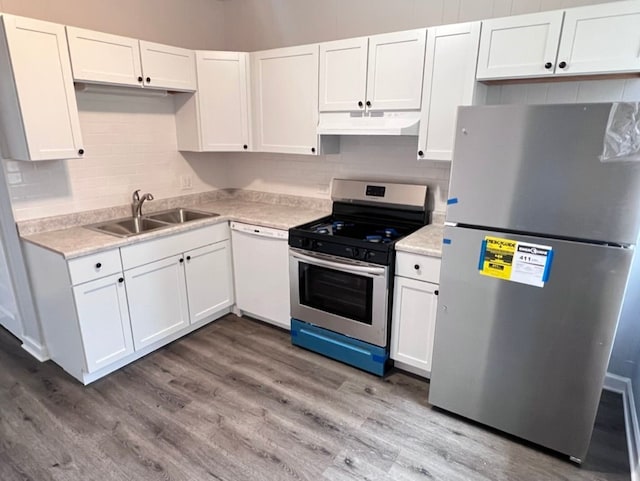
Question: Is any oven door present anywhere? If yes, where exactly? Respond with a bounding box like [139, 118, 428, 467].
[289, 248, 390, 347]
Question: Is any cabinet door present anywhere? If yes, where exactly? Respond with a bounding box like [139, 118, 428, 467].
[197, 51, 250, 151]
[251, 44, 319, 155]
[66, 27, 142, 87]
[125, 255, 189, 350]
[556, 1, 640, 76]
[418, 22, 480, 161]
[139, 40, 196, 91]
[366, 29, 426, 111]
[319, 37, 368, 112]
[391, 276, 438, 374]
[184, 240, 234, 324]
[73, 273, 134, 373]
[476, 11, 564, 80]
[0, 15, 83, 161]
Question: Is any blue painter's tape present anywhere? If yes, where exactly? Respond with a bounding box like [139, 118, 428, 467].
[542, 250, 554, 283]
[290, 319, 389, 376]
[443, 238, 452, 245]
[447, 197, 459, 205]
[478, 239, 487, 271]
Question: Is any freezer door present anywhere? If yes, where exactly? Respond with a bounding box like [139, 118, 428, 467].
[429, 226, 633, 460]
[448, 103, 640, 245]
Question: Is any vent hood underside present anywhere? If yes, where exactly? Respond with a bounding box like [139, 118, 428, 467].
[317, 111, 420, 136]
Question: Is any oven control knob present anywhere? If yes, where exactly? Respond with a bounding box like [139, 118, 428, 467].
[365, 251, 375, 260]
[309, 240, 318, 249]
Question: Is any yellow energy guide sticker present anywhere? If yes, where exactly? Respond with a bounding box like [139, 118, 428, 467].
[478, 235, 554, 287]
[479, 236, 516, 280]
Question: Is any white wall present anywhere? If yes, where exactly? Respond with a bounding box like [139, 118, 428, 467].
[4, 92, 228, 221]
[221, 0, 621, 51]
[0, 0, 226, 49]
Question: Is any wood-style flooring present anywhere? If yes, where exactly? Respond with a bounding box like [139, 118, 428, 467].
[0, 314, 630, 481]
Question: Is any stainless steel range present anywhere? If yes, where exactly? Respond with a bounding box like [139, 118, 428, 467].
[289, 179, 429, 376]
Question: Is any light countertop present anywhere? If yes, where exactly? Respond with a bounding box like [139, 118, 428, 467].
[22, 199, 329, 259]
[395, 223, 445, 258]
[22, 194, 446, 260]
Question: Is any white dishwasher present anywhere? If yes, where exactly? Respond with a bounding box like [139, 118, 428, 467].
[230, 222, 290, 330]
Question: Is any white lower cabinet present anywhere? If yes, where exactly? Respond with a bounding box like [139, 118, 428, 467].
[184, 241, 234, 324]
[125, 254, 190, 350]
[73, 273, 134, 372]
[24, 222, 233, 385]
[391, 252, 441, 377]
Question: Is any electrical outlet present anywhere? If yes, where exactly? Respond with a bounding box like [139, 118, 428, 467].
[316, 184, 329, 194]
[180, 175, 193, 190]
[6, 172, 22, 185]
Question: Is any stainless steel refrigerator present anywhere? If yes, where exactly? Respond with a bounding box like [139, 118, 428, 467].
[429, 103, 640, 463]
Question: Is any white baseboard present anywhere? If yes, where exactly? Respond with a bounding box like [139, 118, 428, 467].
[605, 372, 639, 481]
[21, 335, 49, 362]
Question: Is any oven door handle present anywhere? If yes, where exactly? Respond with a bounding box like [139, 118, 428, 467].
[291, 251, 387, 277]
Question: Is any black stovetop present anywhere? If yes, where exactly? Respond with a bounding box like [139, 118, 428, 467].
[289, 203, 430, 265]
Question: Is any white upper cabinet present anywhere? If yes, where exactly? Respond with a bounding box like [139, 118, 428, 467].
[556, 1, 640, 76]
[318, 29, 426, 113]
[252, 44, 326, 155]
[418, 22, 481, 161]
[66, 27, 143, 87]
[477, 1, 640, 80]
[0, 15, 84, 161]
[139, 40, 196, 91]
[476, 11, 564, 80]
[176, 51, 251, 152]
[319, 37, 369, 112]
[366, 29, 427, 111]
[66, 27, 196, 91]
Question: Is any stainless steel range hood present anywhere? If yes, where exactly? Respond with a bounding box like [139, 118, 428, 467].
[317, 111, 420, 136]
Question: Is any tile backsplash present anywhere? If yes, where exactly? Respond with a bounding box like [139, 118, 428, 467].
[225, 136, 451, 214]
[3, 91, 228, 221]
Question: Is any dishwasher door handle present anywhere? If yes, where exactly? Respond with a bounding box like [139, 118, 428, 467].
[231, 224, 287, 240]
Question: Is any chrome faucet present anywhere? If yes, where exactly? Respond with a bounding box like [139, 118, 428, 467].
[132, 189, 154, 218]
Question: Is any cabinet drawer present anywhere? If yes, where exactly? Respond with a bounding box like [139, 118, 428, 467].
[396, 252, 441, 283]
[68, 248, 122, 285]
[120, 222, 229, 270]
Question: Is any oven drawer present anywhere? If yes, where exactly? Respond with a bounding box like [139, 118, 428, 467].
[396, 252, 441, 283]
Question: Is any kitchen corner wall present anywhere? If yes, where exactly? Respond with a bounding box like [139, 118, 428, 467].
[0, 0, 229, 222]
[4, 92, 229, 221]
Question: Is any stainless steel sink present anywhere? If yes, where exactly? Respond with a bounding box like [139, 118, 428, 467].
[87, 217, 169, 238]
[146, 208, 218, 224]
[85, 208, 219, 238]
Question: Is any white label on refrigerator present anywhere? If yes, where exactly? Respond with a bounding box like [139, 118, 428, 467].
[510, 242, 553, 288]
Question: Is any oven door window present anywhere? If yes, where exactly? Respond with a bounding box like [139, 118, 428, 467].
[299, 263, 373, 325]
